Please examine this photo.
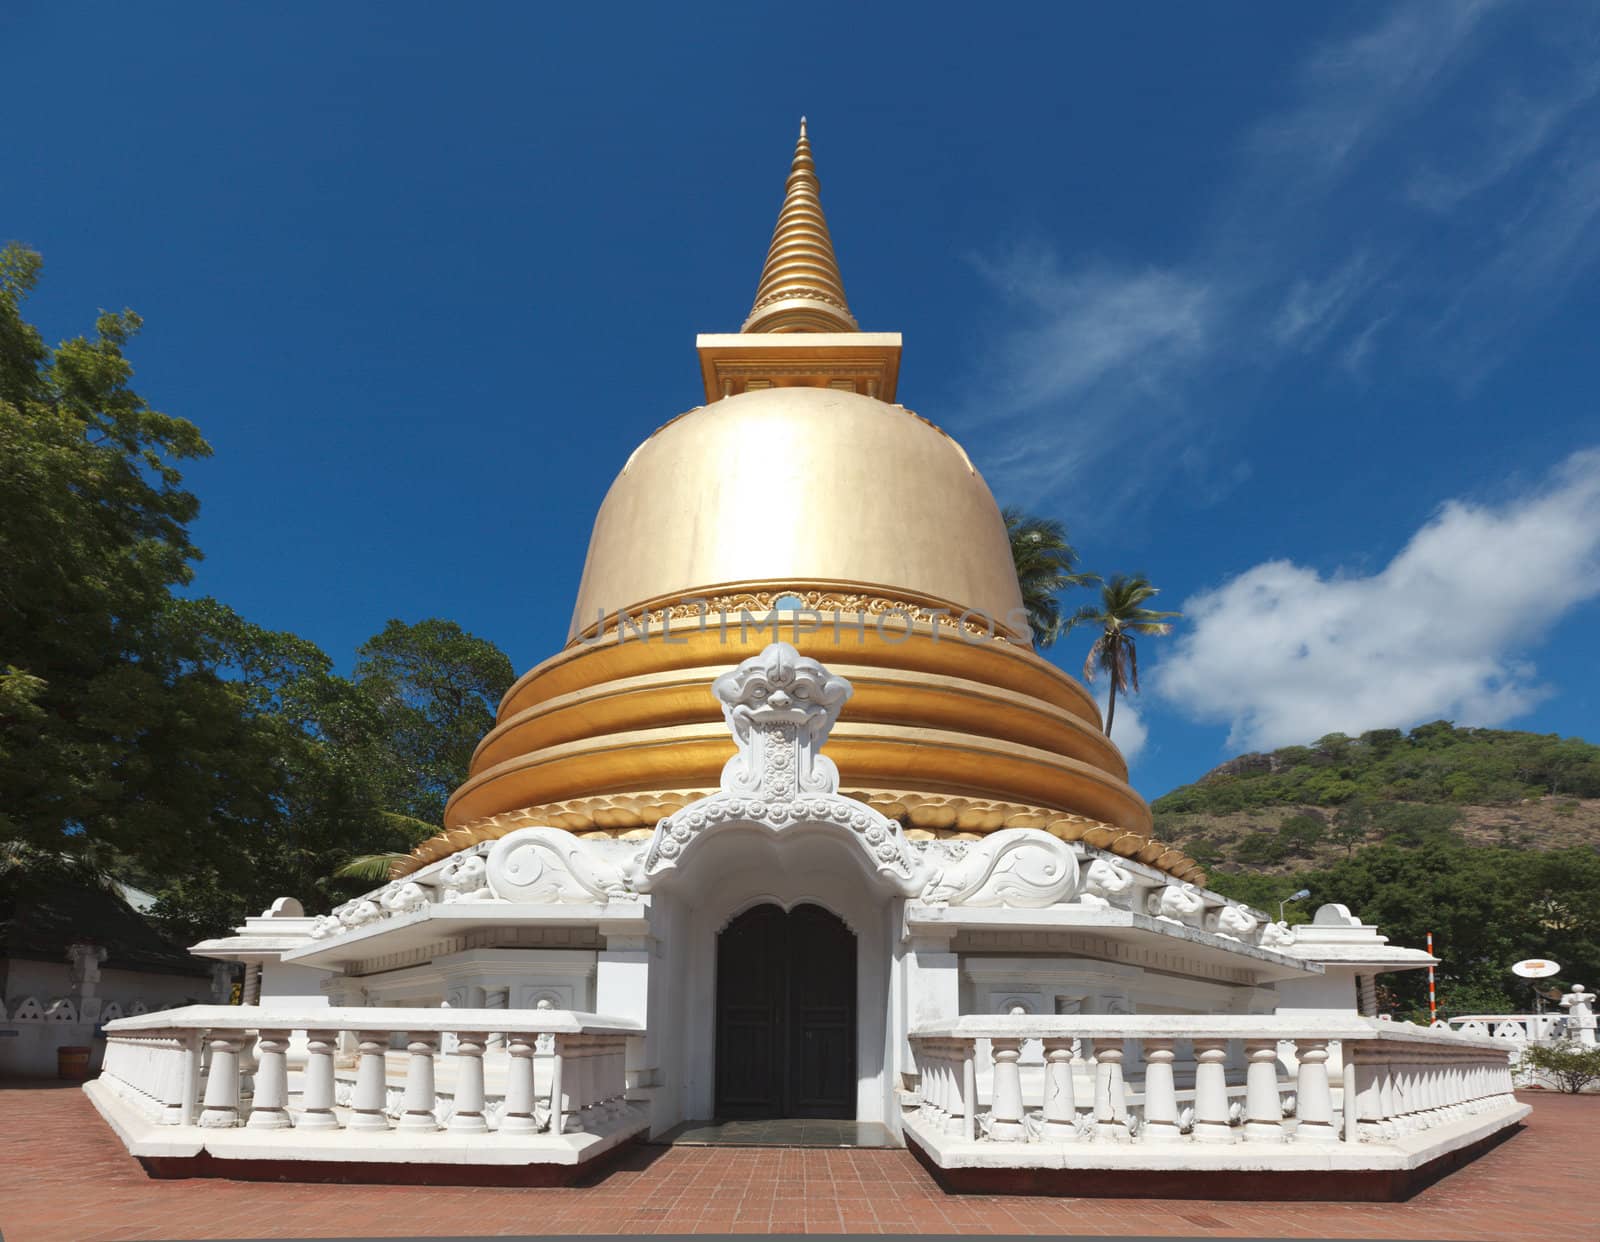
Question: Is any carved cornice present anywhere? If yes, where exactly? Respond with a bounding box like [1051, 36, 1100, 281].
[571, 581, 1030, 646]
[393, 787, 1204, 886]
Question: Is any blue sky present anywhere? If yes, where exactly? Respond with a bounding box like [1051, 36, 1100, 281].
[7, 2, 1599, 798]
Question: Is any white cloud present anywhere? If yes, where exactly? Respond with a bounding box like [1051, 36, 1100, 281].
[1154, 449, 1600, 752]
[1094, 689, 1148, 766]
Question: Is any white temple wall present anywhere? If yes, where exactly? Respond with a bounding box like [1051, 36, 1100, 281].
[348, 948, 598, 1012]
[4, 960, 208, 1012]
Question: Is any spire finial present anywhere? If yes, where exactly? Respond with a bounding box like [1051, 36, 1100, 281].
[742, 118, 857, 333]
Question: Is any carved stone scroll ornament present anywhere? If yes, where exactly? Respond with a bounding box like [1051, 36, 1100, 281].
[486, 826, 632, 904]
[634, 642, 932, 896]
[920, 828, 1080, 907]
[1073, 857, 1134, 909]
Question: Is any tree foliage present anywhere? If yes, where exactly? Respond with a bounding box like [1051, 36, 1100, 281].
[1154, 721, 1600, 816]
[1002, 508, 1097, 648]
[1522, 1042, 1600, 1094]
[0, 246, 514, 941]
[1072, 575, 1179, 737]
[1210, 841, 1600, 1017]
[354, 619, 513, 824]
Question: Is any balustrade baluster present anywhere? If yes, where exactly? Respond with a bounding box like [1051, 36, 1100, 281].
[1139, 1038, 1180, 1142]
[348, 1035, 391, 1131]
[948, 1042, 970, 1138]
[552, 1035, 576, 1133]
[398, 1032, 440, 1131]
[1190, 1038, 1233, 1143]
[1092, 1038, 1129, 1140]
[198, 1033, 244, 1128]
[1292, 1039, 1337, 1142]
[989, 1038, 1026, 1142]
[449, 1031, 489, 1133]
[925, 1044, 945, 1132]
[298, 1030, 339, 1131]
[577, 1037, 600, 1129]
[1042, 1036, 1079, 1140]
[960, 1043, 977, 1142]
[501, 1033, 540, 1133]
[246, 1029, 291, 1130]
[1242, 1040, 1285, 1142]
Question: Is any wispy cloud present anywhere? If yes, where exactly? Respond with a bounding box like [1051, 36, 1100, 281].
[963, 1, 1600, 516]
[1249, 0, 1497, 181]
[1154, 448, 1600, 752]
[1406, 59, 1600, 212]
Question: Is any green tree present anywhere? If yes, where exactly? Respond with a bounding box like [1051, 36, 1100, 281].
[0, 247, 515, 938]
[1072, 575, 1179, 737]
[1278, 812, 1326, 857]
[0, 243, 210, 859]
[1331, 798, 1371, 857]
[354, 619, 515, 824]
[1002, 508, 1097, 648]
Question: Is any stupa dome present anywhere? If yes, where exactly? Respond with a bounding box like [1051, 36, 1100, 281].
[566, 386, 1027, 642]
[397, 121, 1200, 885]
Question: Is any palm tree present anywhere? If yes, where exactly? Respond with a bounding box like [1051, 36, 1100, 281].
[1072, 575, 1180, 737]
[1003, 508, 1099, 648]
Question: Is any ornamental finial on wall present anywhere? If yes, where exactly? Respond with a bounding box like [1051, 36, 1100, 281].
[712, 640, 852, 800]
[634, 642, 930, 895]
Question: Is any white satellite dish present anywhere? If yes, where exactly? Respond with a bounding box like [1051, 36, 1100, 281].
[1512, 959, 1561, 979]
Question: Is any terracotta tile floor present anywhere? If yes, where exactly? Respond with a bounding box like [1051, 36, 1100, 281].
[0, 1083, 1591, 1241]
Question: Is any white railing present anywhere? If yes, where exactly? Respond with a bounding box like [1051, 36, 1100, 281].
[908, 1015, 1520, 1164]
[1446, 1013, 1567, 1044]
[95, 1006, 642, 1146]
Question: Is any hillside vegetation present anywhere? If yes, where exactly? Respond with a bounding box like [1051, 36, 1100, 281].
[1151, 723, 1600, 1019]
[1154, 722, 1600, 872]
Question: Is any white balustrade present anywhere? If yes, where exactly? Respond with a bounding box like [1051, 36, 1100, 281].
[909, 1014, 1521, 1164]
[92, 1005, 642, 1150]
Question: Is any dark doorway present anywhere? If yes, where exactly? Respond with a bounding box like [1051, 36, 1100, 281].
[714, 902, 857, 1119]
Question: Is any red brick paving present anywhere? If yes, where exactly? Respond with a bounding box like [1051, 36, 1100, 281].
[0, 1083, 1592, 1241]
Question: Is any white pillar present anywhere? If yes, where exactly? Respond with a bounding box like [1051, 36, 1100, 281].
[1295, 1039, 1338, 1142]
[1191, 1039, 1234, 1143]
[1042, 1036, 1078, 1140]
[198, 1034, 243, 1128]
[1141, 1038, 1181, 1142]
[299, 1030, 339, 1131]
[347, 1035, 390, 1131]
[246, 1029, 291, 1130]
[989, 1038, 1026, 1142]
[1092, 1038, 1129, 1140]
[501, 1033, 540, 1133]
[449, 1031, 489, 1133]
[398, 1032, 440, 1132]
[1242, 1040, 1285, 1142]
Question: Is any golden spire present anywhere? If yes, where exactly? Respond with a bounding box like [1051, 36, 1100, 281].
[742, 117, 859, 333]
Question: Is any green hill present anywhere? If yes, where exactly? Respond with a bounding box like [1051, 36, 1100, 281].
[1154, 721, 1600, 873]
[1151, 722, 1600, 1019]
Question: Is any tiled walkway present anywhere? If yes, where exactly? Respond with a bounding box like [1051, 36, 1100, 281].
[0, 1083, 1591, 1241]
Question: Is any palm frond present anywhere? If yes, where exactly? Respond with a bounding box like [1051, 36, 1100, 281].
[333, 853, 410, 883]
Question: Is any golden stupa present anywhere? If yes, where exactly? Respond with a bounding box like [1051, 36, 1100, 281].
[399, 122, 1201, 884]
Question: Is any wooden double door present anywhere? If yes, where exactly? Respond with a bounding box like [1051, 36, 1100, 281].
[714, 902, 857, 1119]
